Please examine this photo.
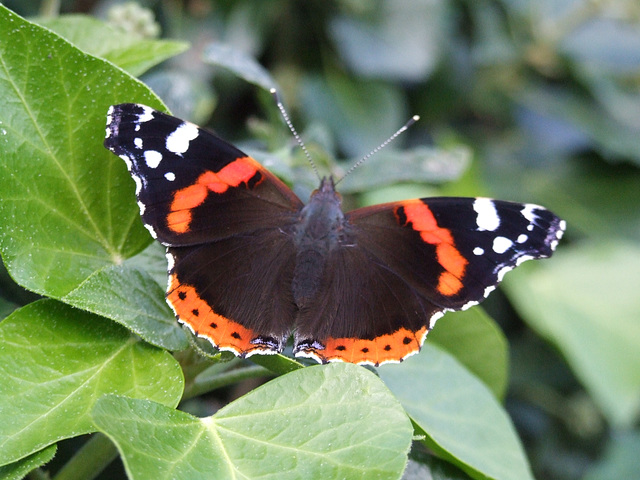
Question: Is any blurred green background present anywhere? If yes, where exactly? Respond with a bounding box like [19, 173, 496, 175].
[4, 1, 640, 479]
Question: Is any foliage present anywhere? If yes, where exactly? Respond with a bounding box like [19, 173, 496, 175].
[0, 1, 639, 479]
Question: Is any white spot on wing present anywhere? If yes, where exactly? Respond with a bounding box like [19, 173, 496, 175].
[493, 236, 513, 254]
[521, 204, 540, 224]
[164, 172, 176, 181]
[474, 198, 500, 231]
[516, 234, 528, 244]
[473, 247, 484, 256]
[134, 138, 143, 149]
[136, 106, 155, 123]
[166, 122, 199, 155]
[137, 201, 146, 215]
[144, 150, 163, 168]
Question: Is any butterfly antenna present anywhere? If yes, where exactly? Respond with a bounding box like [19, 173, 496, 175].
[335, 115, 420, 186]
[271, 88, 321, 180]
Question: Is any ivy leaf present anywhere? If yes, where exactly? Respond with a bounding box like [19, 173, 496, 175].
[0, 445, 56, 480]
[429, 308, 509, 399]
[379, 344, 534, 480]
[0, 299, 183, 466]
[37, 15, 189, 77]
[505, 241, 640, 427]
[94, 364, 412, 480]
[0, 6, 186, 348]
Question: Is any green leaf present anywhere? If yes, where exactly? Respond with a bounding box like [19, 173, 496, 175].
[300, 74, 406, 158]
[329, 0, 448, 81]
[504, 241, 640, 427]
[0, 299, 184, 466]
[518, 85, 640, 165]
[0, 445, 56, 480]
[0, 7, 172, 327]
[338, 146, 471, 194]
[63, 265, 187, 351]
[94, 364, 412, 480]
[379, 344, 534, 480]
[203, 42, 276, 91]
[429, 308, 509, 399]
[583, 431, 640, 480]
[37, 15, 189, 77]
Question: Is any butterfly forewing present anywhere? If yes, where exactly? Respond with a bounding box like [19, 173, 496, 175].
[105, 103, 303, 247]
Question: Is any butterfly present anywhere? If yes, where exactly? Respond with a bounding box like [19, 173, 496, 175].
[104, 103, 565, 366]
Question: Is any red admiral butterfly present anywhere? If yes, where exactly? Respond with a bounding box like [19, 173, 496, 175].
[105, 103, 565, 366]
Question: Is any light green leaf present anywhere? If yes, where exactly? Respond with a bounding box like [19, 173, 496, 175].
[63, 265, 187, 351]
[379, 344, 534, 480]
[203, 42, 276, 91]
[0, 7, 174, 336]
[94, 364, 412, 480]
[0, 299, 184, 466]
[504, 241, 640, 427]
[583, 431, 640, 480]
[37, 15, 189, 77]
[338, 146, 471, 194]
[0, 445, 56, 479]
[429, 308, 509, 399]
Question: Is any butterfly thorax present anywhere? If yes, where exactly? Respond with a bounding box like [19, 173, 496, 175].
[292, 177, 352, 307]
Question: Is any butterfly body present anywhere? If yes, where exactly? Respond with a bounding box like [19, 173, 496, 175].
[105, 103, 565, 366]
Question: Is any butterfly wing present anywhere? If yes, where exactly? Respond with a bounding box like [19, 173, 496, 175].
[105, 104, 304, 355]
[294, 197, 565, 365]
[105, 104, 303, 246]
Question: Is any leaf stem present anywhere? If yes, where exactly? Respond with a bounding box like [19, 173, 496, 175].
[52, 433, 118, 480]
[39, 0, 61, 17]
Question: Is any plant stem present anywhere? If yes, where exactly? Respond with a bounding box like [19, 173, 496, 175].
[183, 365, 273, 400]
[39, 0, 61, 17]
[53, 433, 118, 480]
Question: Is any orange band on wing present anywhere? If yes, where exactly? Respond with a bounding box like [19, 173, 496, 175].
[167, 157, 260, 233]
[167, 274, 274, 356]
[298, 326, 428, 366]
[399, 201, 468, 296]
